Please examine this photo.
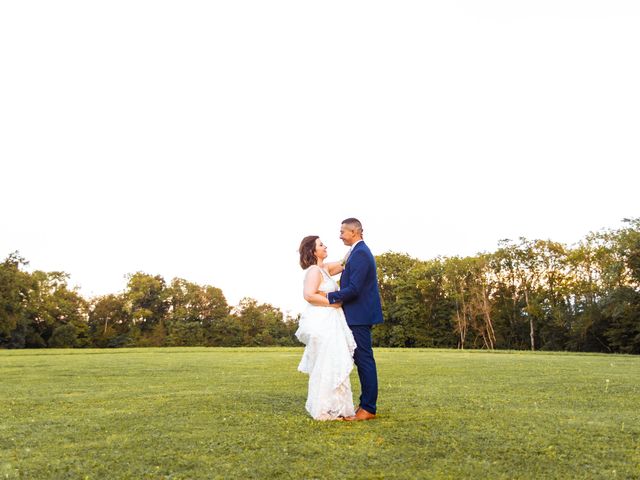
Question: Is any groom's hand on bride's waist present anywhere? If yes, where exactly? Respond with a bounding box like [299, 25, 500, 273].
[317, 291, 342, 308]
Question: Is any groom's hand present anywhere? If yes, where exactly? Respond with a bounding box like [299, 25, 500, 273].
[317, 291, 341, 308]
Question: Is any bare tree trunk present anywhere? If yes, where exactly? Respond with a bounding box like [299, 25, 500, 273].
[529, 317, 535, 351]
[455, 309, 466, 349]
[480, 285, 496, 350]
[480, 331, 489, 349]
[452, 278, 469, 350]
[524, 289, 535, 351]
[460, 290, 469, 349]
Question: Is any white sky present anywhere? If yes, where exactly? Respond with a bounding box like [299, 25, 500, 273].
[1, 1, 639, 316]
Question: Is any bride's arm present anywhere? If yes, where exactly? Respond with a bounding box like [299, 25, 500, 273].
[325, 261, 344, 277]
[303, 267, 341, 308]
[303, 267, 331, 306]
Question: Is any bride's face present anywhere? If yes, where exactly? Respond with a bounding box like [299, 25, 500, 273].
[314, 238, 328, 261]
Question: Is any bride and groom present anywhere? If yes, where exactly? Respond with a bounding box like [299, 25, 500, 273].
[295, 218, 384, 421]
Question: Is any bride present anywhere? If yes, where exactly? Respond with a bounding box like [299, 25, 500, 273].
[295, 235, 357, 421]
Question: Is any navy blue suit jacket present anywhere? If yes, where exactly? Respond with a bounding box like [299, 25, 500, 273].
[328, 241, 384, 326]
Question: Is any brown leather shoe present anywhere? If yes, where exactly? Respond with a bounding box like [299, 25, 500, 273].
[343, 407, 376, 421]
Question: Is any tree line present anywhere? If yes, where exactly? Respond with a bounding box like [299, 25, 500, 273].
[1, 218, 638, 353]
[374, 218, 640, 354]
[0, 263, 297, 349]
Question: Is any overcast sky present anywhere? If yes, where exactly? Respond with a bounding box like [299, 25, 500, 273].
[1, 1, 638, 315]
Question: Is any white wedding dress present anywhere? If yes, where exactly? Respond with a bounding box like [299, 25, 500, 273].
[295, 266, 357, 420]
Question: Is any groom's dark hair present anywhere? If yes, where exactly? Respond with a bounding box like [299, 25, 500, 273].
[299, 235, 320, 269]
[342, 217, 363, 235]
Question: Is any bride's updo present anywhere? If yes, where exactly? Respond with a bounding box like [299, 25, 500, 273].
[299, 235, 319, 269]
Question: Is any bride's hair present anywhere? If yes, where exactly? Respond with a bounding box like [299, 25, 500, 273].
[299, 235, 319, 269]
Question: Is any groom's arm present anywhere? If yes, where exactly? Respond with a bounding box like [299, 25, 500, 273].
[327, 251, 368, 304]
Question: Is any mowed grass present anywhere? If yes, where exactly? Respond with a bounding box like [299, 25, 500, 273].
[1, 348, 639, 480]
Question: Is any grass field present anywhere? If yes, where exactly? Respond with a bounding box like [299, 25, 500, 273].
[1, 347, 639, 479]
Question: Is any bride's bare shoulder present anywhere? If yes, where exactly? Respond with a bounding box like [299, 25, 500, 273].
[304, 265, 321, 277]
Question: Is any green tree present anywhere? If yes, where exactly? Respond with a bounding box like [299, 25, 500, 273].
[88, 294, 131, 347]
[602, 287, 640, 354]
[25, 271, 88, 347]
[488, 242, 529, 349]
[375, 253, 422, 347]
[564, 236, 611, 351]
[208, 314, 243, 346]
[166, 278, 229, 346]
[49, 324, 78, 348]
[601, 218, 640, 353]
[0, 252, 33, 348]
[124, 272, 169, 346]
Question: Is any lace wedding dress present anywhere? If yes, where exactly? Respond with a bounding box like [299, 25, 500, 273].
[295, 266, 357, 420]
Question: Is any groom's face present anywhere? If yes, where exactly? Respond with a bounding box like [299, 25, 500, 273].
[339, 224, 358, 246]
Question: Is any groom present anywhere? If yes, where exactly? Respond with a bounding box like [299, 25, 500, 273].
[326, 218, 383, 421]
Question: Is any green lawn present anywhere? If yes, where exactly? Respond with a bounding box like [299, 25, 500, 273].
[1, 348, 639, 479]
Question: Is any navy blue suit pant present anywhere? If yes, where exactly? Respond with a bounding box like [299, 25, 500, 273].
[350, 325, 378, 414]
